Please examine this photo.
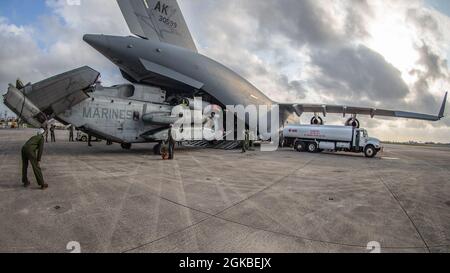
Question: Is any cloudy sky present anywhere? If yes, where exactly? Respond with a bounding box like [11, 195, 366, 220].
[0, 0, 449, 142]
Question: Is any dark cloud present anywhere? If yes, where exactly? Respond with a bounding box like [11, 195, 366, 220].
[414, 43, 447, 80]
[343, 0, 373, 39]
[405, 7, 448, 123]
[310, 45, 409, 103]
[197, 0, 414, 107]
[237, 0, 376, 49]
[241, 0, 341, 48]
[277, 74, 307, 99]
[203, 1, 448, 123]
[409, 43, 449, 123]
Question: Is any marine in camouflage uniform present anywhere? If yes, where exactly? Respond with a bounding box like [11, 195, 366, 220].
[22, 129, 48, 189]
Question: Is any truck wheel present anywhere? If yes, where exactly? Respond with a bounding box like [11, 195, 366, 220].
[295, 141, 306, 152]
[364, 145, 377, 158]
[81, 136, 87, 142]
[307, 142, 318, 153]
[121, 143, 132, 150]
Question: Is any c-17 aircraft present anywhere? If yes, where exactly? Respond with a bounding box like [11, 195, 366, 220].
[3, 0, 448, 152]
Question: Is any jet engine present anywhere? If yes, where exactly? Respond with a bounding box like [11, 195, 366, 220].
[345, 117, 360, 128]
[310, 116, 324, 125]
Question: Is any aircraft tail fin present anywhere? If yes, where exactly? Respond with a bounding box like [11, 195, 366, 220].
[117, 0, 197, 52]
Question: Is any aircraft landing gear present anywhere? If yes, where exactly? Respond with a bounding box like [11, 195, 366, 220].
[153, 142, 162, 155]
[121, 143, 132, 150]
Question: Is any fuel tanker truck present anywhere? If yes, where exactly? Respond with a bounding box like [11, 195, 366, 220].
[282, 125, 382, 158]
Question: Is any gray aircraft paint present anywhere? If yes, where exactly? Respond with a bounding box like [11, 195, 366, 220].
[3, 0, 446, 148]
[59, 83, 173, 143]
[117, 0, 197, 52]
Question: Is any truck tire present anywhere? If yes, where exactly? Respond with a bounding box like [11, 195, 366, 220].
[81, 136, 87, 142]
[295, 141, 306, 152]
[307, 142, 318, 153]
[364, 145, 377, 158]
[121, 143, 132, 150]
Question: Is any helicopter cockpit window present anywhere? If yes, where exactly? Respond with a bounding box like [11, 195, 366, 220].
[133, 111, 140, 121]
[119, 85, 135, 98]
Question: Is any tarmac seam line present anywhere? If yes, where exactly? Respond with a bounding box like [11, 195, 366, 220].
[367, 157, 432, 253]
[376, 175, 431, 253]
[122, 156, 317, 252]
[122, 181, 437, 251]
[123, 153, 449, 252]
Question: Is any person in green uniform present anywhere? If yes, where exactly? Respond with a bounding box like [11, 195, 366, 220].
[22, 128, 48, 190]
[241, 129, 249, 153]
[44, 124, 49, 143]
[50, 124, 56, 142]
[68, 125, 74, 142]
[168, 125, 176, 160]
[160, 140, 169, 160]
[248, 130, 255, 151]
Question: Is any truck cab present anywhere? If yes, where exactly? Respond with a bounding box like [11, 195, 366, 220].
[354, 129, 382, 157]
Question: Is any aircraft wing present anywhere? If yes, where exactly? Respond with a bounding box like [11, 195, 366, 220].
[117, 0, 197, 52]
[280, 92, 447, 122]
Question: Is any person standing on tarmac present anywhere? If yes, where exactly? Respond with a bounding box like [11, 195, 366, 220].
[21, 128, 48, 190]
[161, 140, 169, 160]
[241, 129, 249, 153]
[168, 125, 176, 160]
[68, 125, 74, 142]
[50, 124, 56, 142]
[248, 130, 255, 151]
[44, 124, 49, 143]
[88, 134, 93, 147]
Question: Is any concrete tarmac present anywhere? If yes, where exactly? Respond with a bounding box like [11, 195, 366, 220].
[0, 128, 449, 253]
